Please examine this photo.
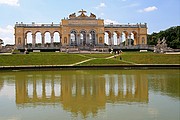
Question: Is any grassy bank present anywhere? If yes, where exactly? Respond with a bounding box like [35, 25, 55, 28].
[0, 52, 179, 66]
[0, 52, 89, 66]
[118, 52, 180, 64]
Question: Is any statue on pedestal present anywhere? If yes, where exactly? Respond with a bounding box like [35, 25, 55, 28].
[154, 37, 168, 53]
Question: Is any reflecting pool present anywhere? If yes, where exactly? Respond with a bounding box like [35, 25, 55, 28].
[0, 69, 179, 120]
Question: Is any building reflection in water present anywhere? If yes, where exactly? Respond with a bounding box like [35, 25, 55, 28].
[15, 71, 148, 117]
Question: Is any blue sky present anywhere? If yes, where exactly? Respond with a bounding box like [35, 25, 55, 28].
[0, 0, 179, 45]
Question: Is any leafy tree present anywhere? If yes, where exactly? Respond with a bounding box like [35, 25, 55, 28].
[147, 26, 180, 49]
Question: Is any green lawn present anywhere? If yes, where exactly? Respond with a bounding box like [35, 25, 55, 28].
[0, 52, 89, 66]
[80, 54, 113, 58]
[79, 58, 129, 65]
[115, 52, 180, 64]
[0, 52, 179, 66]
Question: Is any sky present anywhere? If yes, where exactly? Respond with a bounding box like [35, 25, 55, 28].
[0, 0, 179, 45]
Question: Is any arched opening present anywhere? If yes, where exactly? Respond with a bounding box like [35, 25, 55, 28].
[44, 32, 51, 47]
[121, 32, 126, 45]
[104, 32, 109, 45]
[113, 32, 117, 45]
[89, 31, 96, 45]
[26, 32, 32, 47]
[113, 31, 121, 45]
[53, 32, 60, 42]
[70, 30, 77, 46]
[80, 30, 86, 46]
[35, 32, 42, 47]
[53, 32, 61, 47]
[104, 31, 111, 45]
[122, 31, 128, 46]
[131, 31, 138, 45]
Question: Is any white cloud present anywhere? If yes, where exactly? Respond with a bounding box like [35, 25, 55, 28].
[144, 6, 158, 12]
[105, 19, 120, 24]
[95, 3, 106, 9]
[0, 25, 14, 45]
[138, 6, 158, 13]
[0, 0, 20, 6]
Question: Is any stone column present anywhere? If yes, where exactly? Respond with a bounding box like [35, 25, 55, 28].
[24, 34, 27, 47]
[108, 36, 111, 45]
[117, 35, 120, 45]
[128, 33, 131, 46]
[77, 33, 80, 46]
[59, 34, 62, 46]
[41, 33, 45, 47]
[111, 34, 114, 46]
[75, 34, 77, 46]
[96, 34, 98, 45]
[50, 33, 54, 47]
[86, 34, 89, 45]
[125, 34, 128, 46]
[32, 33, 36, 48]
[67, 35, 70, 46]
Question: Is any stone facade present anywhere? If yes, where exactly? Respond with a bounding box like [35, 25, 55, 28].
[14, 10, 147, 49]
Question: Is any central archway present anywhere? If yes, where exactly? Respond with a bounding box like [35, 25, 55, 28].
[70, 30, 77, 46]
[80, 30, 86, 46]
[89, 30, 96, 46]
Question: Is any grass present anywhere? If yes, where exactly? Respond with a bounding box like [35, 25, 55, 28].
[0, 52, 179, 66]
[80, 54, 113, 58]
[0, 52, 89, 66]
[117, 52, 180, 64]
[78, 58, 129, 65]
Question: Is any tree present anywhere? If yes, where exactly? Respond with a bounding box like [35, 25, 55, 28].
[147, 26, 180, 49]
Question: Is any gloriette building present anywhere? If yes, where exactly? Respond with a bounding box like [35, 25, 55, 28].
[14, 9, 147, 51]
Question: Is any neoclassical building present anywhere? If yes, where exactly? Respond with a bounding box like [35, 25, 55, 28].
[15, 9, 147, 50]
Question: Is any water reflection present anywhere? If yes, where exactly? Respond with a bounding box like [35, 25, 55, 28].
[13, 71, 148, 117]
[0, 70, 179, 119]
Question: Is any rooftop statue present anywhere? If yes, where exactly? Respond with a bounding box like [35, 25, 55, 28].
[78, 9, 87, 17]
[90, 13, 96, 18]
[69, 13, 76, 18]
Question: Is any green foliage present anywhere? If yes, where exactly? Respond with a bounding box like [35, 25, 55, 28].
[148, 26, 180, 48]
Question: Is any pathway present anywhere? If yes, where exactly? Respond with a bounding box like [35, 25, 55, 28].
[70, 58, 96, 66]
[105, 54, 120, 59]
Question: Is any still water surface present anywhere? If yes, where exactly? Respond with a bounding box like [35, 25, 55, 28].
[0, 69, 179, 120]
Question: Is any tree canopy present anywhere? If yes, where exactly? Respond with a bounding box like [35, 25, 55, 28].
[147, 26, 180, 49]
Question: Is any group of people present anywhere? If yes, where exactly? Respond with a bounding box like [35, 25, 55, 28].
[110, 49, 123, 60]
